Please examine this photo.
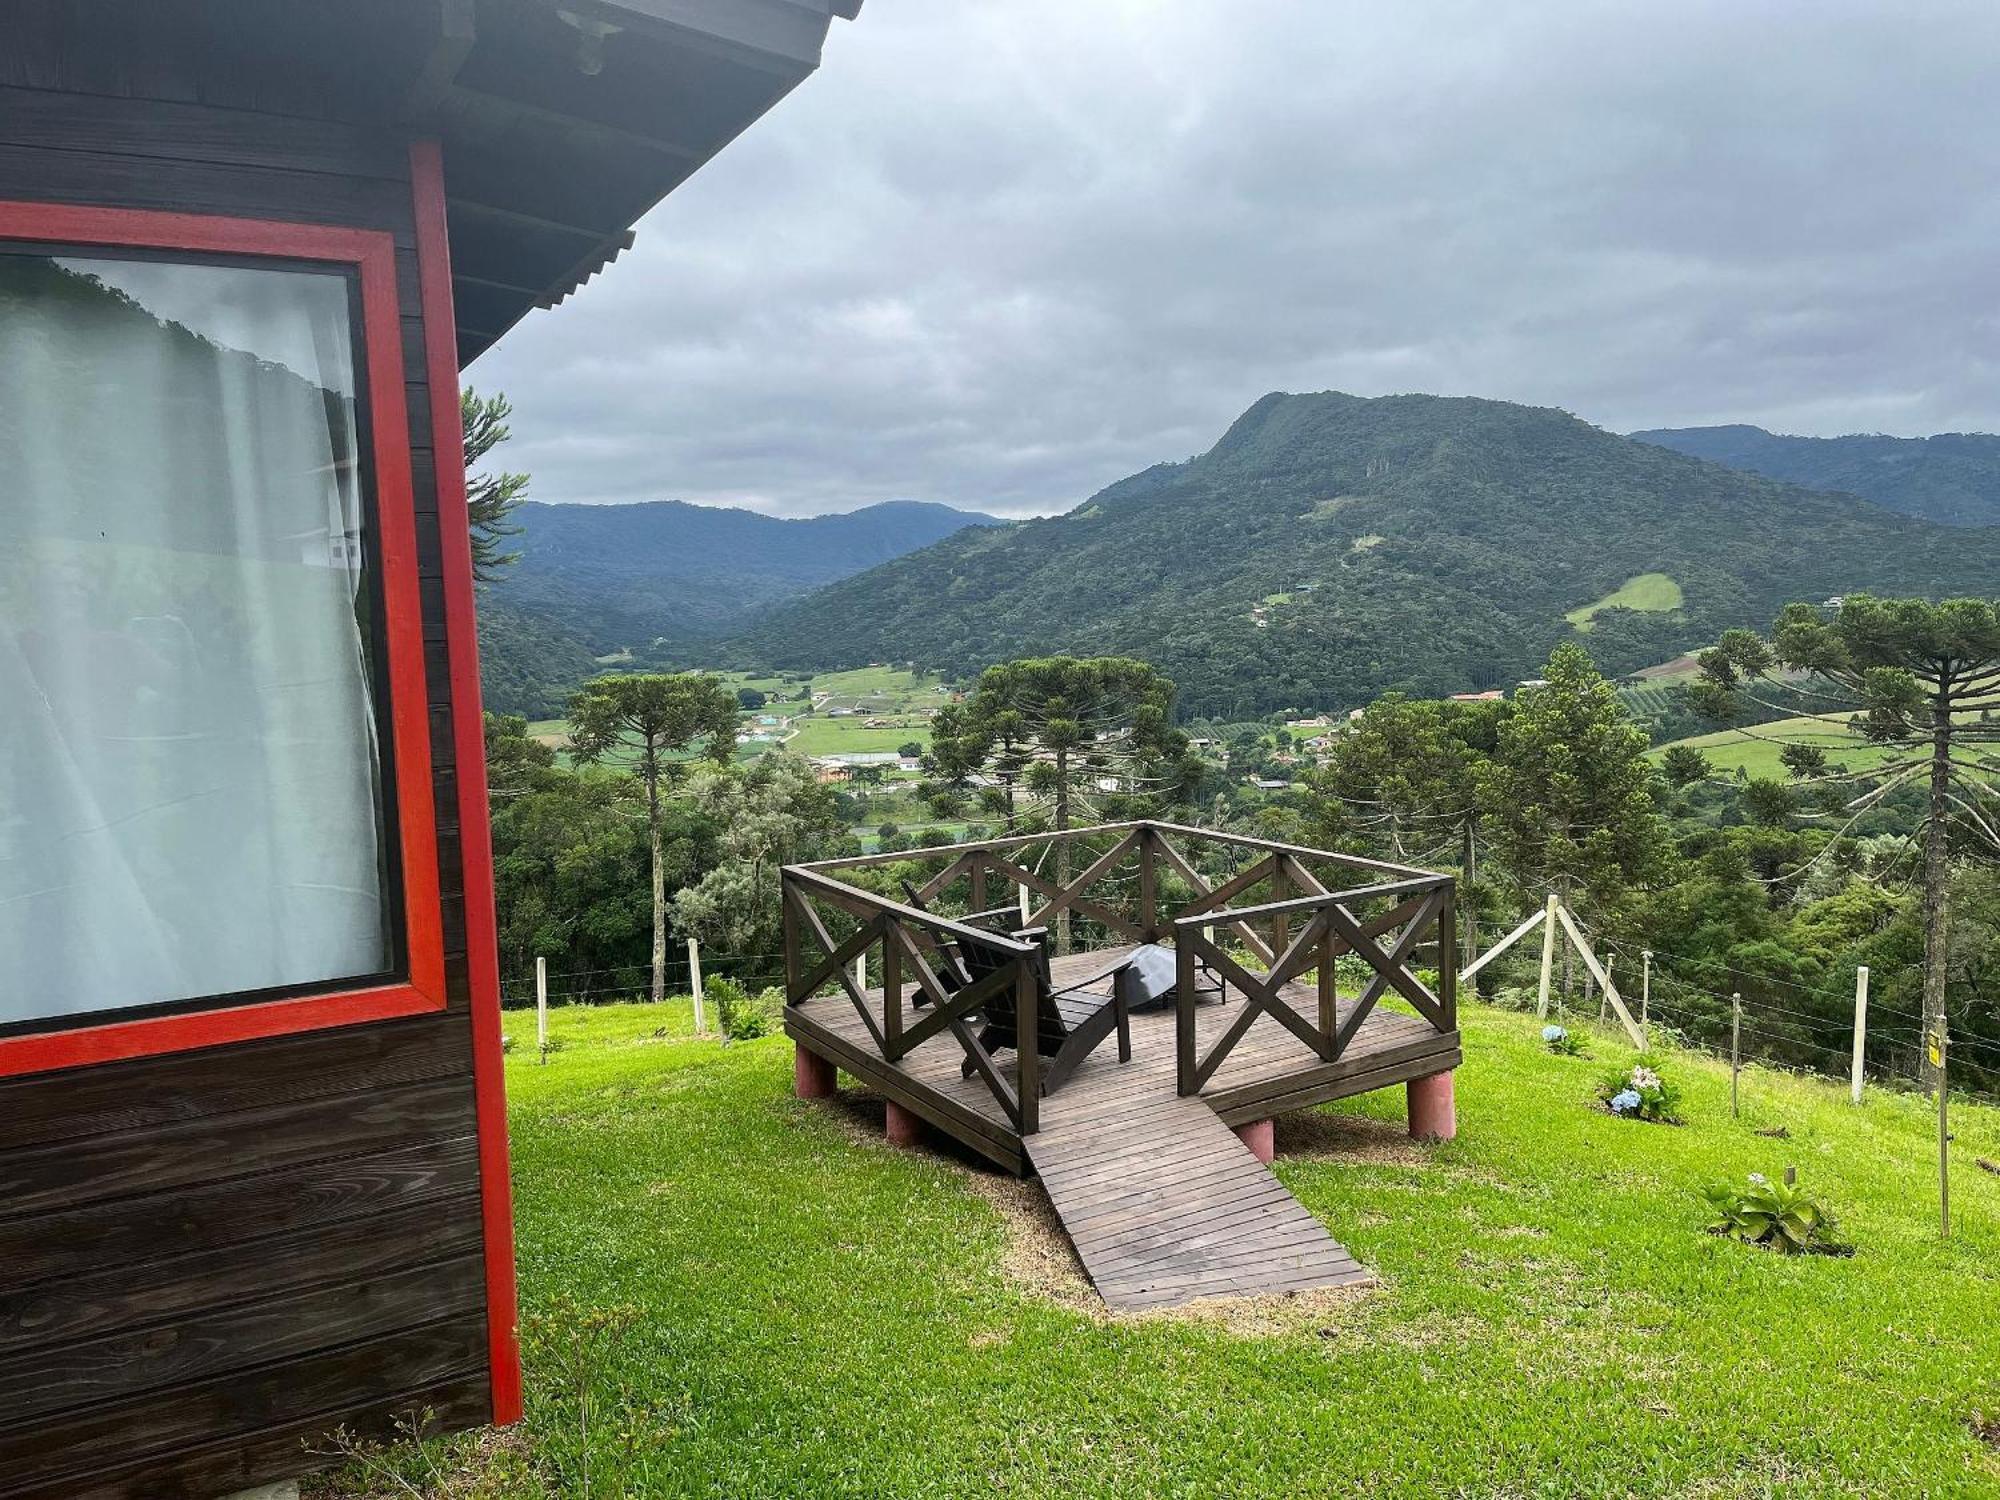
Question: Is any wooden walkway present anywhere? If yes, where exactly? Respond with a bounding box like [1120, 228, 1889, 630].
[1027, 1058, 1370, 1310]
[788, 943, 1454, 1310]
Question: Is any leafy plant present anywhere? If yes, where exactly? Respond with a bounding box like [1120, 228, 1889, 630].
[1597, 1057, 1680, 1122]
[1543, 1023, 1585, 1056]
[706, 975, 775, 1042]
[1702, 1172, 1850, 1256]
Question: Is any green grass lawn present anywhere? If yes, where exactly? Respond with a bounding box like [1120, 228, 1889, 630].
[1567, 571, 1684, 631]
[1653, 715, 1902, 780]
[325, 1000, 2000, 1497]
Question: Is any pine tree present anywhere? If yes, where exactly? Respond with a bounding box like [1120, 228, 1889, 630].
[1700, 595, 2000, 1087]
[1478, 642, 1669, 932]
[567, 674, 738, 1003]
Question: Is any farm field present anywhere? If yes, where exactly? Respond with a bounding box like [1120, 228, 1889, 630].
[520, 665, 944, 768]
[1566, 570, 1684, 630]
[1653, 715, 1901, 780]
[321, 1001, 2000, 1498]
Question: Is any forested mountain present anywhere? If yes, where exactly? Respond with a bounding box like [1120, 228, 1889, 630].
[478, 498, 1000, 714]
[1630, 424, 2000, 527]
[726, 392, 2000, 718]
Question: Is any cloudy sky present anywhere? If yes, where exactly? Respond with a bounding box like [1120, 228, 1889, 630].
[473, 0, 2000, 519]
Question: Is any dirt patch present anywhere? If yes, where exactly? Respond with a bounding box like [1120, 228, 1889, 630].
[805, 1085, 1381, 1335]
[1275, 1109, 1430, 1166]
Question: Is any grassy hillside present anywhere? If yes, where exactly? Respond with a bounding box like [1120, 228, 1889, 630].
[322, 999, 2000, 1497]
[729, 393, 2000, 719]
[1633, 424, 2000, 527]
[1654, 715, 1903, 780]
[1567, 570, 1684, 630]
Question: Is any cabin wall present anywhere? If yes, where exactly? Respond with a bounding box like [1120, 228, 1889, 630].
[0, 75, 498, 1500]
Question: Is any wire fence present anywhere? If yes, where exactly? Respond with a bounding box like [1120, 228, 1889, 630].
[1467, 917, 1986, 1103]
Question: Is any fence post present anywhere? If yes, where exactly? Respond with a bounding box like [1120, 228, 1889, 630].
[536, 955, 548, 1065]
[1729, 992, 1742, 1118]
[688, 936, 705, 1034]
[1640, 950, 1652, 1034]
[1850, 965, 1870, 1105]
[1935, 1020, 1950, 1240]
[1535, 893, 1559, 1018]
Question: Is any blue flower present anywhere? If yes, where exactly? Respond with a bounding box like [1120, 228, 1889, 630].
[1610, 1088, 1642, 1114]
[1542, 1025, 1566, 1042]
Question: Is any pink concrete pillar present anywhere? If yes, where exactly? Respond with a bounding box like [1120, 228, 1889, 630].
[793, 1043, 837, 1100]
[1407, 1070, 1457, 1141]
[885, 1099, 924, 1148]
[1234, 1117, 1275, 1164]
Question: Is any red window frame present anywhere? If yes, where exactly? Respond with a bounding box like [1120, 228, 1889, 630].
[0, 201, 447, 1078]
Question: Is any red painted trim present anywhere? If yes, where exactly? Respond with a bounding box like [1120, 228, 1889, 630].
[0, 200, 448, 1077]
[409, 139, 523, 1428]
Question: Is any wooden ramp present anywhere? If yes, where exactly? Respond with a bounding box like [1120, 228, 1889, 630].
[1025, 1055, 1372, 1311]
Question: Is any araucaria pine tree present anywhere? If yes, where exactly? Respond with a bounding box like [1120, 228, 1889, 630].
[567, 674, 739, 1004]
[924, 656, 1199, 947]
[1699, 596, 2000, 1088]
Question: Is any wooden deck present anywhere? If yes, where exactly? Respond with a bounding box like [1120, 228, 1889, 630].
[787, 944, 1459, 1308]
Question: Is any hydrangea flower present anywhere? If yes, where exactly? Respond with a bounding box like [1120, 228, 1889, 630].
[1610, 1088, 1642, 1114]
[1542, 1025, 1566, 1042]
[1631, 1065, 1661, 1091]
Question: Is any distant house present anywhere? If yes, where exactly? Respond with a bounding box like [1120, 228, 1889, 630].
[1517, 678, 1549, 691]
[898, 757, 924, 773]
[1248, 776, 1292, 791]
[1448, 690, 1505, 703]
[813, 762, 852, 785]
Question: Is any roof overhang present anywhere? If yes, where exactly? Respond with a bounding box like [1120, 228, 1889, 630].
[414, 0, 862, 362]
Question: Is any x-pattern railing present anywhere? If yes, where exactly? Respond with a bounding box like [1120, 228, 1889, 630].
[784, 821, 1454, 1134]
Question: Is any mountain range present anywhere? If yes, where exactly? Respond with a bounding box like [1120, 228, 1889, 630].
[1630, 425, 2000, 527]
[479, 499, 999, 714]
[722, 392, 2000, 718]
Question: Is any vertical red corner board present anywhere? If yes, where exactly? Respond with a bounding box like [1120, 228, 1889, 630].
[409, 138, 525, 1427]
[0, 201, 447, 1077]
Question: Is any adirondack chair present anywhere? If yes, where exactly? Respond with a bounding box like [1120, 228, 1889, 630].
[952, 924, 1132, 1096]
[897, 880, 1025, 1010]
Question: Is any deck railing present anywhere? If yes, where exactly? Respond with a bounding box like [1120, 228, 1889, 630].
[783, 820, 1454, 1134]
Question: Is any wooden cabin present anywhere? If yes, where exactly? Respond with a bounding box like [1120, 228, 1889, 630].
[0, 3, 857, 1495]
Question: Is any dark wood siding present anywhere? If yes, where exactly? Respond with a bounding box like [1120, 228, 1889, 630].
[0, 75, 493, 1499]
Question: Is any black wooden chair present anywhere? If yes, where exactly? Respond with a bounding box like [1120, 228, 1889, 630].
[898, 880, 1024, 1009]
[952, 924, 1132, 1096]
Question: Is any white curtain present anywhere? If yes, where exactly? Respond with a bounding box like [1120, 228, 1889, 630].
[0, 253, 393, 1025]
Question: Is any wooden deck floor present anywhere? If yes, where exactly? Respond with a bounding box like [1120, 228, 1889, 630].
[787, 944, 1459, 1309]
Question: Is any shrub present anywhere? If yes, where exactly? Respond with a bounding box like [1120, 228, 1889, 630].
[1597, 1057, 1680, 1122]
[1543, 1023, 1585, 1056]
[1703, 1173, 1850, 1256]
[706, 975, 775, 1042]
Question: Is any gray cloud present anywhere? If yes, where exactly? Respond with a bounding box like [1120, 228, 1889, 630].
[471, 0, 2000, 518]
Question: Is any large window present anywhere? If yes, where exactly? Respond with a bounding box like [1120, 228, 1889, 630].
[0, 207, 443, 1067]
